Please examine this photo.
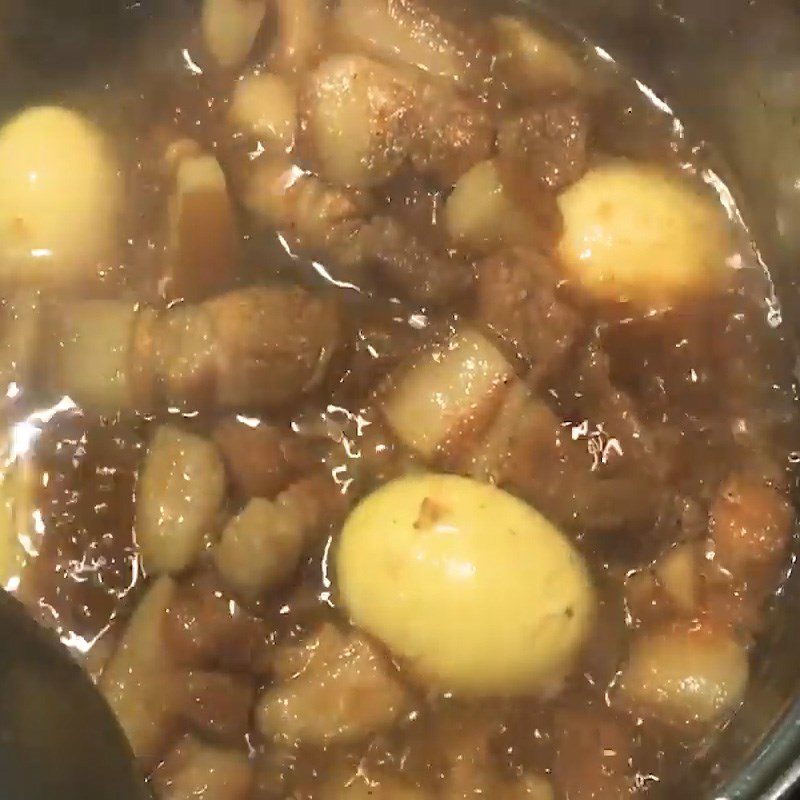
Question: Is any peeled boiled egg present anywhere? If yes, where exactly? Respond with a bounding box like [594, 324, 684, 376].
[337, 473, 595, 697]
[0, 106, 121, 285]
[557, 161, 731, 309]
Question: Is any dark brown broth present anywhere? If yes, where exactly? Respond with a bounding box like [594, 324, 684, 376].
[0, 2, 796, 798]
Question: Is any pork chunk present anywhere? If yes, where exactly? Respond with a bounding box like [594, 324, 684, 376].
[477, 248, 581, 380]
[498, 98, 589, 191]
[256, 623, 407, 744]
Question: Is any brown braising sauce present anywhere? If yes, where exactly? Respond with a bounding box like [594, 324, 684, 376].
[0, 1, 795, 797]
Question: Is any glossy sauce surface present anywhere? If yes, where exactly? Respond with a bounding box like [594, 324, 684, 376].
[0, 1, 796, 798]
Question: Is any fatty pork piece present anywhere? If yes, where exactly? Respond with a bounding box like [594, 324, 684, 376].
[303, 54, 493, 188]
[497, 97, 589, 192]
[161, 146, 240, 303]
[213, 417, 314, 500]
[381, 326, 518, 462]
[444, 159, 561, 254]
[244, 156, 474, 303]
[50, 285, 340, 412]
[136, 425, 226, 576]
[269, 0, 327, 75]
[202, 0, 326, 74]
[214, 472, 347, 599]
[476, 248, 582, 381]
[501, 399, 664, 537]
[151, 735, 253, 800]
[256, 622, 407, 745]
[233, 72, 475, 304]
[101, 577, 185, 768]
[334, 0, 491, 89]
[492, 14, 586, 96]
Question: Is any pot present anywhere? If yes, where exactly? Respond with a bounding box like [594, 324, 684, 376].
[0, 1, 799, 797]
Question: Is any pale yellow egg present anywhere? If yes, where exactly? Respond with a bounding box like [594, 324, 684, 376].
[337, 473, 595, 697]
[557, 161, 731, 309]
[0, 106, 121, 285]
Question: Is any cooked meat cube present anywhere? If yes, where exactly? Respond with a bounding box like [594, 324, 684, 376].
[476, 248, 582, 380]
[201, 0, 266, 68]
[242, 157, 371, 270]
[502, 400, 662, 536]
[492, 15, 586, 95]
[710, 474, 794, 577]
[336, 0, 490, 89]
[382, 327, 515, 461]
[409, 80, 495, 186]
[256, 623, 407, 744]
[50, 285, 342, 413]
[361, 216, 475, 305]
[136, 425, 226, 576]
[201, 285, 341, 408]
[445, 160, 562, 254]
[244, 162, 473, 304]
[270, 0, 325, 75]
[617, 620, 749, 728]
[152, 735, 253, 800]
[181, 671, 255, 744]
[101, 578, 185, 768]
[229, 72, 298, 151]
[214, 473, 346, 599]
[52, 300, 139, 412]
[213, 418, 314, 500]
[135, 285, 341, 410]
[497, 98, 589, 192]
[163, 150, 239, 303]
[162, 572, 271, 671]
[214, 496, 305, 599]
[304, 54, 493, 190]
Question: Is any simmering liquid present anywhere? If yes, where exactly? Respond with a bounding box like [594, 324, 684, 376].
[0, 1, 796, 797]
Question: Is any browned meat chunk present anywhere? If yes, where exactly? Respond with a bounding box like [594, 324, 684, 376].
[553, 339, 663, 471]
[303, 54, 493, 190]
[242, 157, 372, 271]
[710, 474, 794, 577]
[361, 216, 475, 305]
[162, 149, 240, 303]
[213, 472, 346, 600]
[180, 671, 255, 744]
[136, 425, 226, 576]
[204, 285, 340, 408]
[244, 158, 471, 304]
[101, 578, 185, 768]
[498, 98, 589, 191]
[151, 735, 253, 800]
[502, 401, 662, 536]
[411, 82, 495, 186]
[213, 418, 314, 500]
[256, 623, 407, 745]
[476, 248, 581, 379]
[162, 573, 272, 672]
[140, 285, 341, 410]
